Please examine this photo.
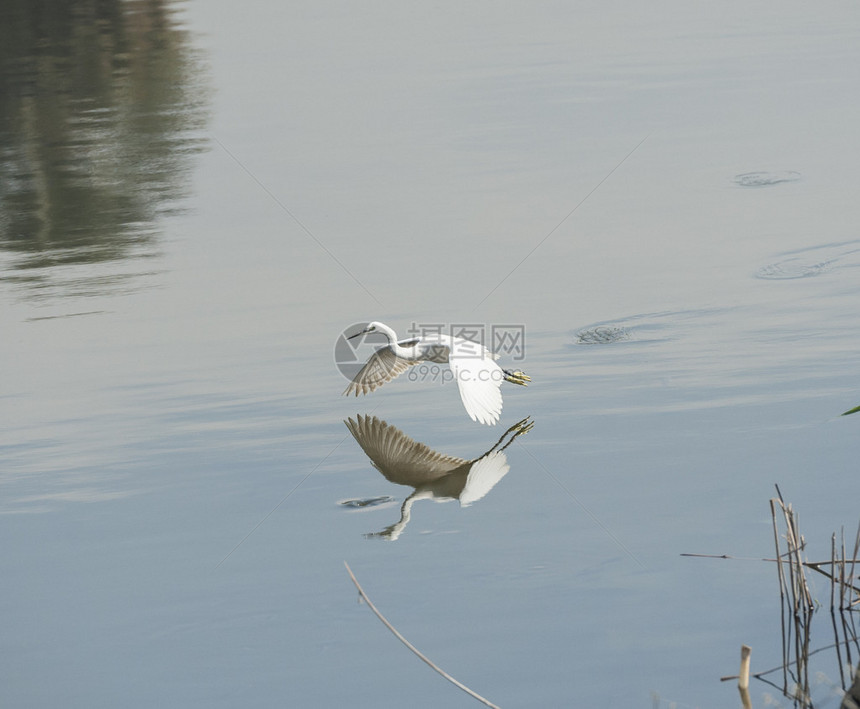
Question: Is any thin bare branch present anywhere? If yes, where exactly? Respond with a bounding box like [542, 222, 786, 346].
[343, 561, 502, 709]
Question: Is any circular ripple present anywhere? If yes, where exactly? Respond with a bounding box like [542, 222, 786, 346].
[576, 326, 630, 344]
[733, 171, 801, 187]
[755, 258, 831, 280]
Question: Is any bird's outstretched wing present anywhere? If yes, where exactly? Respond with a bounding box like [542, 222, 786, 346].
[343, 347, 413, 396]
[345, 415, 468, 484]
[447, 341, 504, 425]
[460, 451, 510, 506]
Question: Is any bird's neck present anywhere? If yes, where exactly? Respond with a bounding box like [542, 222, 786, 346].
[376, 323, 399, 344]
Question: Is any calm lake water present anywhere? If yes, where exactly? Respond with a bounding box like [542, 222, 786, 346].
[2, 1, 860, 707]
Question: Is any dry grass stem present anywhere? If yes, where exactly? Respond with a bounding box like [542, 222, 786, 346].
[705, 487, 859, 707]
[739, 644, 752, 690]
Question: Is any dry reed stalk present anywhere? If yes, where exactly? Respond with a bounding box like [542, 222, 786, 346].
[738, 644, 752, 689]
[833, 533, 848, 687]
[850, 523, 860, 608]
[738, 645, 752, 709]
[686, 488, 860, 705]
[771, 492, 814, 702]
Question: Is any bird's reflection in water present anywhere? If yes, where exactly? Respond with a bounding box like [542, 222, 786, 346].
[344, 415, 534, 540]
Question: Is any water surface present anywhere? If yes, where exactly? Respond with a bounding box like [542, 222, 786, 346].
[2, 1, 860, 707]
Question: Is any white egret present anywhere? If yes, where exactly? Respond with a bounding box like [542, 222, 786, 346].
[342, 321, 530, 425]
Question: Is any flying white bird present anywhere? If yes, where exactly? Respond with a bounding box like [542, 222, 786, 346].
[342, 321, 530, 425]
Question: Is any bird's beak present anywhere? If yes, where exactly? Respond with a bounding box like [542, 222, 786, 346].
[347, 329, 365, 340]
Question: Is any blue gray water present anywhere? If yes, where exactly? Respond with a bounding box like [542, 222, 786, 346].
[2, 1, 859, 707]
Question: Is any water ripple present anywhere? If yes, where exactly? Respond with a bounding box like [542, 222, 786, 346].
[733, 171, 802, 187]
[338, 496, 397, 510]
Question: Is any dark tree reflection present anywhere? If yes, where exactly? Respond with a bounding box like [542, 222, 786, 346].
[0, 0, 210, 297]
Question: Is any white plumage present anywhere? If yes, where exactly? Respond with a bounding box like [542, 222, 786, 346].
[343, 321, 529, 425]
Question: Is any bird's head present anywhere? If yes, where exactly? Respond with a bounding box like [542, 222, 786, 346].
[347, 322, 379, 340]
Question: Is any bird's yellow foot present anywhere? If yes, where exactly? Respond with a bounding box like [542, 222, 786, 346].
[511, 417, 535, 435]
[504, 369, 531, 386]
